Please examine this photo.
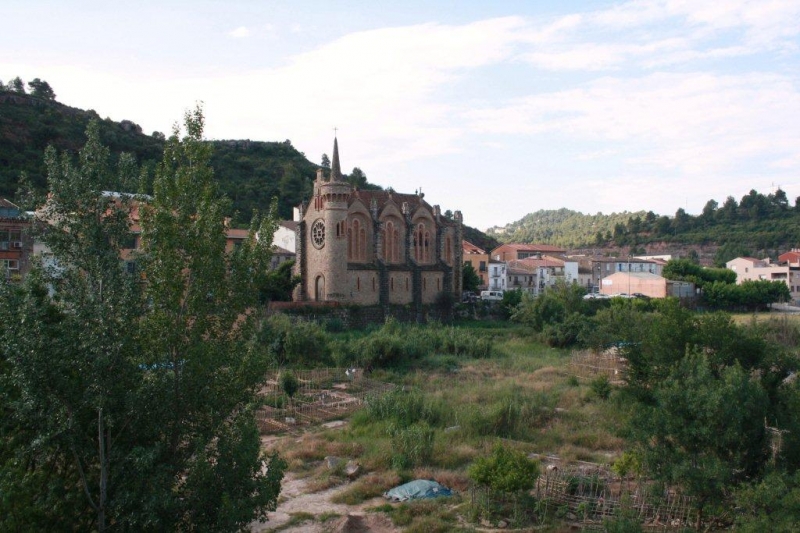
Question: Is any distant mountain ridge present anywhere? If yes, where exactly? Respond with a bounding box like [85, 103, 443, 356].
[490, 189, 800, 266]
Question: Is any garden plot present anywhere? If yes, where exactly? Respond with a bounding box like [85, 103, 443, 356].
[256, 368, 395, 434]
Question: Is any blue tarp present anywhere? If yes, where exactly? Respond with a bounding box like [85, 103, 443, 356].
[383, 479, 453, 502]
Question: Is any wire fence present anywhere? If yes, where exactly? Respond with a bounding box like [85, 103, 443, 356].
[568, 348, 628, 383]
[255, 367, 395, 434]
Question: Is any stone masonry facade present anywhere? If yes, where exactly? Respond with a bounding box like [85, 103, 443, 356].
[293, 138, 462, 307]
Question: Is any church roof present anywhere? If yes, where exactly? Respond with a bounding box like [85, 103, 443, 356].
[350, 189, 430, 214]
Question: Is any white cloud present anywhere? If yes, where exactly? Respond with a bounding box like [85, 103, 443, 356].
[465, 71, 800, 177]
[228, 26, 250, 38]
[197, 17, 528, 165]
[516, 0, 800, 72]
[9, 3, 798, 225]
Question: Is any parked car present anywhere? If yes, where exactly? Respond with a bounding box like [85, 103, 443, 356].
[480, 290, 504, 301]
[461, 291, 478, 303]
[583, 293, 610, 300]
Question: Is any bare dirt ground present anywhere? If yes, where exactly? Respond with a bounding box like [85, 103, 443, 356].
[251, 422, 401, 533]
[250, 472, 398, 533]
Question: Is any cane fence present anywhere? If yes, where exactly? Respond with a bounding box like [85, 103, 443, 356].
[256, 367, 395, 433]
[569, 349, 628, 384]
[534, 466, 695, 529]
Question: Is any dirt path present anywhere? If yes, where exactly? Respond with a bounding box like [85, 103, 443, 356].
[250, 473, 399, 533]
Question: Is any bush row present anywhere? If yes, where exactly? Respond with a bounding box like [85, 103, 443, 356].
[259, 315, 493, 369]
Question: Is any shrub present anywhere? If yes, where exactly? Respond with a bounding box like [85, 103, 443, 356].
[468, 443, 540, 494]
[324, 316, 346, 333]
[541, 312, 589, 348]
[264, 314, 331, 367]
[590, 375, 612, 400]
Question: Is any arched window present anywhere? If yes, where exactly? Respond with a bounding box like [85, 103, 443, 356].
[382, 219, 402, 263]
[445, 236, 452, 264]
[359, 226, 366, 261]
[393, 226, 400, 262]
[384, 221, 395, 263]
[424, 231, 431, 262]
[414, 223, 425, 262]
[349, 219, 367, 261]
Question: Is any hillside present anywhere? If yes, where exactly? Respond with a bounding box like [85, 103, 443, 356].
[491, 190, 800, 266]
[489, 208, 647, 249]
[0, 86, 494, 243]
[0, 90, 326, 223]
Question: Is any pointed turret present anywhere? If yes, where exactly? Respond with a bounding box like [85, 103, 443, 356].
[330, 137, 343, 181]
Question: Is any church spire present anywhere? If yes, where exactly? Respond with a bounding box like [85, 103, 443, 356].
[330, 136, 343, 181]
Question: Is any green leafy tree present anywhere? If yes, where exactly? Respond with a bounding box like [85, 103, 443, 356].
[259, 259, 300, 302]
[734, 471, 800, 532]
[320, 153, 330, 169]
[134, 106, 284, 530]
[278, 164, 308, 210]
[462, 262, 481, 293]
[27, 78, 55, 100]
[652, 215, 670, 235]
[0, 111, 286, 531]
[713, 242, 752, 267]
[347, 166, 367, 188]
[512, 280, 585, 331]
[718, 195, 738, 222]
[628, 355, 769, 528]
[701, 199, 718, 221]
[499, 287, 523, 318]
[770, 188, 790, 212]
[1, 121, 142, 530]
[8, 76, 25, 93]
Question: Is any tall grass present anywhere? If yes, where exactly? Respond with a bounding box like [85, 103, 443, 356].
[332, 318, 493, 369]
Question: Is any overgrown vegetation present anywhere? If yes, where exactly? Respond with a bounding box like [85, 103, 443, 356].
[265, 302, 800, 530]
[0, 111, 287, 531]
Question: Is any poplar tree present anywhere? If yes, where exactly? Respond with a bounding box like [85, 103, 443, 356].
[0, 109, 285, 531]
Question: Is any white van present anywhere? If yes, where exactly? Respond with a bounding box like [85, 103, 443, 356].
[480, 290, 504, 301]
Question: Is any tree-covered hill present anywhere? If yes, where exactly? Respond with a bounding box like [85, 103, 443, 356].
[490, 208, 648, 249]
[0, 87, 324, 223]
[491, 190, 800, 265]
[0, 80, 495, 244]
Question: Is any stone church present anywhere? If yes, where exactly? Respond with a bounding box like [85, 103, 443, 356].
[294, 138, 462, 306]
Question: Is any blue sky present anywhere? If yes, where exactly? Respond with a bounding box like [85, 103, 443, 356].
[4, 0, 799, 230]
